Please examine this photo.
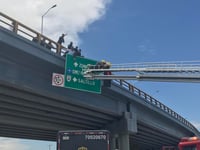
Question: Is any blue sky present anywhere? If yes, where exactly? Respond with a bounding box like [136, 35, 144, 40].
[80, 0, 200, 126]
[1, 0, 200, 149]
[81, 0, 200, 62]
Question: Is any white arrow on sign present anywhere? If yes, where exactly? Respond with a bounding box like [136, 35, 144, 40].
[73, 77, 77, 82]
[74, 62, 78, 67]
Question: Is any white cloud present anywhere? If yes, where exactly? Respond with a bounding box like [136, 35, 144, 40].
[1, 0, 112, 46]
[0, 138, 29, 150]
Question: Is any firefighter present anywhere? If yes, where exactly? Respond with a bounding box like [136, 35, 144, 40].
[95, 60, 106, 69]
[104, 61, 111, 69]
[103, 61, 112, 87]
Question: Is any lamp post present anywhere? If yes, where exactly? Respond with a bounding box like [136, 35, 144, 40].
[41, 4, 57, 34]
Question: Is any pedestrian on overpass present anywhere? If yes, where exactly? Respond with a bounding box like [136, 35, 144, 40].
[57, 33, 67, 45]
[68, 41, 74, 50]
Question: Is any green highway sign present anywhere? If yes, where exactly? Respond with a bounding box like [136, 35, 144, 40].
[64, 54, 101, 93]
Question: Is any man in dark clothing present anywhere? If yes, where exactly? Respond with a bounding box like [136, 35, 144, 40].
[57, 34, 66, 45]
[73, 47, 81, 57]
[78, 49, 82, 56]
[68, 41, 74, 50]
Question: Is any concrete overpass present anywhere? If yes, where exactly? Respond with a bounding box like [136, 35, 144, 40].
[0, 12, 200, 150]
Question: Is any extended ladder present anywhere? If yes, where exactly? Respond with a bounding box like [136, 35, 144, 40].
[84, 61, 200, 82]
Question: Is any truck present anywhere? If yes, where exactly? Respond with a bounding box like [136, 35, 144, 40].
[163, 136, 200, 150]
[178, 136, 200, 150]
[57, 130, 110, 150]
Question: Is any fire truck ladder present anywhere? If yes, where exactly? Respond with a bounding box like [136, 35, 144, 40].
[84, 61, 200, 82]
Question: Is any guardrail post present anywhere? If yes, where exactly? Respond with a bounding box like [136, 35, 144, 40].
[129, 85, 133, 92]
[12, 21, 18, 33]
[119, 80, 123, 86]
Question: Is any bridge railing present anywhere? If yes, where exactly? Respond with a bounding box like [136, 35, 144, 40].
[113, 79, 197, 131]
[0, 12, 198, 133]
[0, 12, 67, 55]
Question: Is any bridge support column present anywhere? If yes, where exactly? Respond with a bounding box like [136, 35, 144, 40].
[119, 133, 130, 150]
[110, 134, 118, 150]
[106, 112, 137, 150]
[110, 132, 130, 150]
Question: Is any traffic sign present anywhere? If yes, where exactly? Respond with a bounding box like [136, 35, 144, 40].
[64, 54, 101, 93]
[52, 73, 64, 87]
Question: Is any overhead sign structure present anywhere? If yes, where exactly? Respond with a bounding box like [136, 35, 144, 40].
[64, 54, 101, 93]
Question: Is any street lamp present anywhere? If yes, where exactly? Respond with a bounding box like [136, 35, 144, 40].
[41, 4, 57, 34]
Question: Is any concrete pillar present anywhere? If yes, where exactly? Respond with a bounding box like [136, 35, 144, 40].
[110, 133, 130, 150]
[110, 134, 119, 150]
[107, 112, 137, 150]
[119, 133, 130, 150]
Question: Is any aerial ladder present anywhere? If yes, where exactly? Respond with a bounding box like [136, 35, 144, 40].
[84, 61, 200, 82]
[84, 60, 200, 150]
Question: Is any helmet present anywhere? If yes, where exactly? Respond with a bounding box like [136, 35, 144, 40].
[101, 60, 106, 63]
[106, 62, 111, 67]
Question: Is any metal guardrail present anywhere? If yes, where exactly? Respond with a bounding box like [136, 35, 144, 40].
[0, 12, 67, 55]
[0, 12, 198, 133]
[113, 79, 197, 131]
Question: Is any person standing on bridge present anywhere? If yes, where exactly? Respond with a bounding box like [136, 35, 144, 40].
[57, 33, 67, 54]
[67, 41, 74, 50]
[57, 33, 67, 45]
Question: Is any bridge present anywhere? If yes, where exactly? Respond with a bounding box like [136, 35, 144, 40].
[0, 12, 200, 150]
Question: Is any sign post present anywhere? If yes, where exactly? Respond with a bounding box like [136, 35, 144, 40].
[64, 55, 101, 93]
